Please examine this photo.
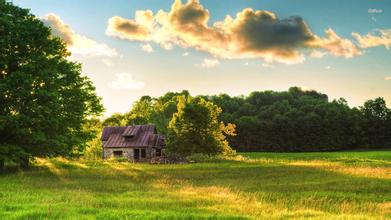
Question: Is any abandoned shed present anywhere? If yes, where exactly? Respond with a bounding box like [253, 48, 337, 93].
[101, 124, 165, 161]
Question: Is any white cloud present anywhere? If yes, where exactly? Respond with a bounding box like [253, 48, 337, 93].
[108, 73, 145, 90]
[42, 13, 117, 57]
[182, 52, 189, 56]
[353, 29, 391, 49]
[385, 76, 391, 81]
[310, 50, 327, 58]
[325, 66, 331, 70]
[201, 58, 219, 68]
[140, 43, 154, 53]
[101, 59, 114, 66]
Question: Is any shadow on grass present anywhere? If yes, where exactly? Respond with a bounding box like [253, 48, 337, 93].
[147, 160, 390, 218]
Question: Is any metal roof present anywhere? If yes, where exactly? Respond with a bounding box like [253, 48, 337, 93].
[101, 125, 165, 148]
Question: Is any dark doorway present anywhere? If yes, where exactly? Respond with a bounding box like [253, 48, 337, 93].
[134, 149, 140, 160]
[113, 151, 123, 157]
[156, 149, 161, 157]
[141, 149, 146, 158]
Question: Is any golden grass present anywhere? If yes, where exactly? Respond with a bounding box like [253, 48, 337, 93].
[1, 151, 390, 219]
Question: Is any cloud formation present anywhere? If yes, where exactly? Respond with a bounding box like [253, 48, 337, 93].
[317, 28, 361, 58]
[106, 13, 153, 41]
[353, 29, 391, 49]
[105, 0, 360, 64]
[140, 44, 154, 53]
[201, 58, 219, 68]
[385, 76, 391, 81]
[42, 13, 117, 57]
[108, 73, 145, 90]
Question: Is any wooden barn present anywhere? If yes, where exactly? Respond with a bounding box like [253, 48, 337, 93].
[101, 124, 165, 161]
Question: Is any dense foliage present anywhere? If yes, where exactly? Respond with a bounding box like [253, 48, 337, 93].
[167, 96, 235, 156]
[107, 87, 391, 152]
[0, 1, 103, 168]
[204, 88, 391, 151]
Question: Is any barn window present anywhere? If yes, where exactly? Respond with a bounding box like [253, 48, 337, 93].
[141, 149, 146, 158]
[113, 151, 123, 157]
[156, 149, 161, 157]
[134, 149, 140, 160]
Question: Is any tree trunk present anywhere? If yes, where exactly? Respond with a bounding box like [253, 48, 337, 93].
[0, 159, 4, 172]
[20, 157, 29, 169]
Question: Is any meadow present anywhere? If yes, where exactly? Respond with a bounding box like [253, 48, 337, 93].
[0, 151, 390, 219]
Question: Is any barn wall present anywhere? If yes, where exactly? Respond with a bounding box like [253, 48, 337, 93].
[103, 148, 134, 161]
[103, 147, 158, 161]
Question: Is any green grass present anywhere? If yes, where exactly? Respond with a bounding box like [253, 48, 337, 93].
[0, 151, 390, 219]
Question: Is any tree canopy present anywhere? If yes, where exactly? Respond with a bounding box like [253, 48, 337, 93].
[0, 1, 103, 167]
[167, 96, 235, 156]
[113, 87, 391, 153]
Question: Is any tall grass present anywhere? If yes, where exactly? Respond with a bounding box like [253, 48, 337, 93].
[0, 151, 390, 219]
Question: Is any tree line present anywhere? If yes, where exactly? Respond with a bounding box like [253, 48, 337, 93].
[104, 88, 391, 152]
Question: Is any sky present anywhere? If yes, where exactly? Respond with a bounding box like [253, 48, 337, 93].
[12, 0, 391, 116]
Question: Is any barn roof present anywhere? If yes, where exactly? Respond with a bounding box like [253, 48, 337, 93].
[101, 124, 165, 148]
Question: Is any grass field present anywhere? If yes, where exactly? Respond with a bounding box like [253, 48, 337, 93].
[0, 151, 390, 219]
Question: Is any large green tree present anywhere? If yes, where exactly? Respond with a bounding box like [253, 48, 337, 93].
[0, 1, 103, 168]
[167, 96, 235, 156]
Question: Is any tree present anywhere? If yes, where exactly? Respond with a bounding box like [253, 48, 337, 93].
[83, 119, 103, 160]
[359, 98, 391, 147]
[124, 98, 154, 125]
[0, 1, 103, 168]
[102, 113, 127, 126]
[167, 96, 235, 156]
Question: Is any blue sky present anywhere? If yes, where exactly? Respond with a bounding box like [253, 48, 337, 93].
[12, 0, 391, 116]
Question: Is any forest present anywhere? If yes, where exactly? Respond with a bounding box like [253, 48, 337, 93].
[103, 88, 391, 152]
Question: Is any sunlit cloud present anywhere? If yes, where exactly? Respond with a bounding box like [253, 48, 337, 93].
[310, 50, 327, 58]
[385, 76, 391, 81]
[201, 58, 219, 68]
[140, 43, 154, 53]
[106, 12, 154, 41]
[105, 0, 361, 64]
[353, 29, 391, 49]
[108, 73, 145, 90]
[315, 28, 361, 58]
[42, 13, 117, 57]
[101, 59, 114, 66]
[182, 52, 189, 56]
